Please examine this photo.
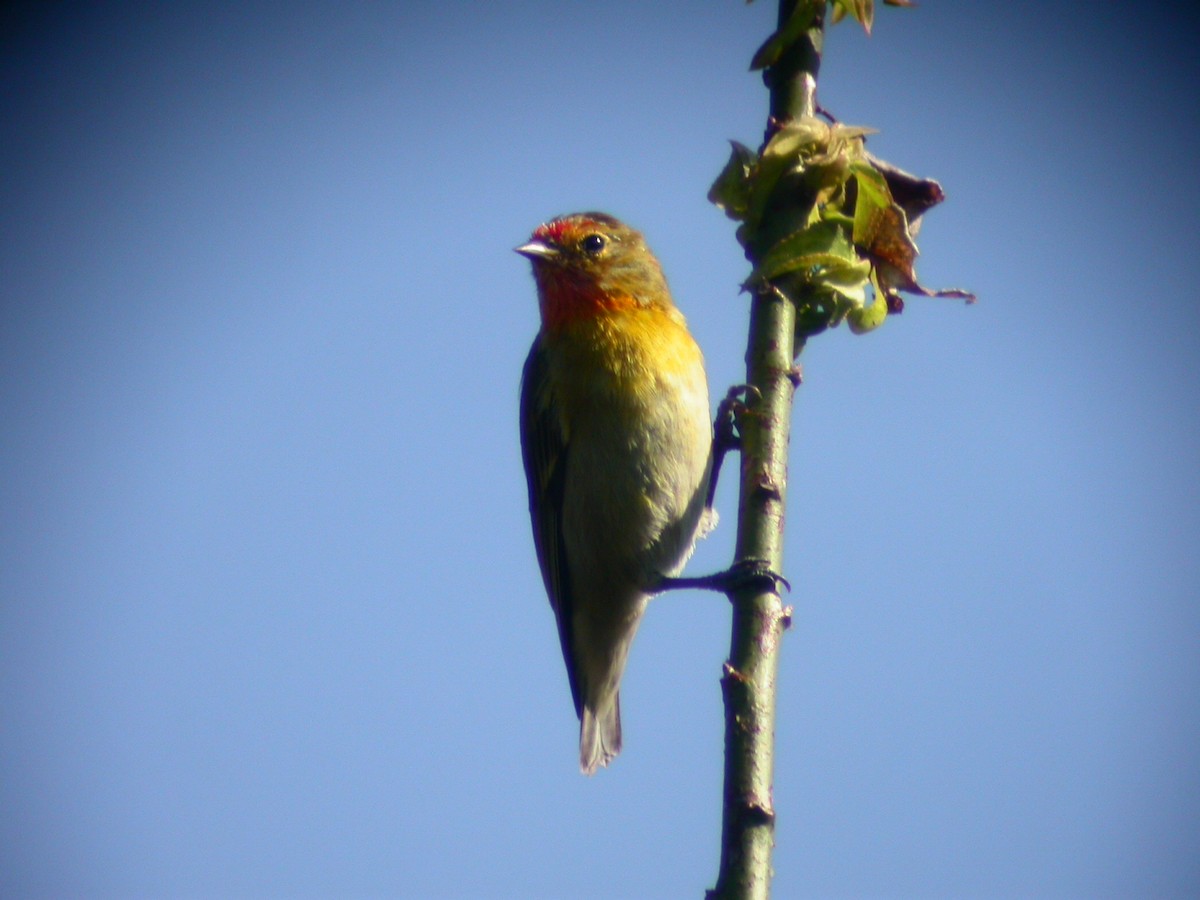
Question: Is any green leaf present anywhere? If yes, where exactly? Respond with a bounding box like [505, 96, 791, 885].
[861, 152, 945, 232]
[751, 220, 842, 282]
[830, 0, 874, 34]
[743, 117, 833, 233]
[708, 141, 758, 222]
[850, 155, 976, 304]
[799, 123, 871, 206]
[761, 117, 830, 164]
[850, 162, 922, 295]
[849, 160, 893, 247]
[749, 220, 870, 291]
[847, 292, 888, 333]
[749, 0, 820, 70]
[819, 258, 871, 306]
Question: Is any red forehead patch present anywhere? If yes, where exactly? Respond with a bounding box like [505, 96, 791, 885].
[533, 218, 579, 245]
[533, 214, 615, 246]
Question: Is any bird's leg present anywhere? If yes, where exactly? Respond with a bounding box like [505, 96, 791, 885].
[671, 384, 791, 598]
[655, 558, 790, 597]
[667, 381, 787, 600]
[706, 384, 759, 508]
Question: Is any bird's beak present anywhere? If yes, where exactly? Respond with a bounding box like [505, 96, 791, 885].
[515, 239, 557, 260]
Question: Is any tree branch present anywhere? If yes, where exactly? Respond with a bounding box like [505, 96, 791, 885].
[708, 3, 824, 898]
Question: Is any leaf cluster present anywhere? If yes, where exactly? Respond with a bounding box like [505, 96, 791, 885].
[749, 0, 916, 69]
[709, 116, 972, 347]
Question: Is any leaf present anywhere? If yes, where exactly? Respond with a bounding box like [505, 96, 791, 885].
[800, 123, 872, 205]
[862, 151, 945, 234]
[862, 203, 920, 286]
[749, 220, 870, 291]
[750, 0, 820, 70]
[829, 123, 877, 145]
[742, 117, 837, 233]
[708, 141, 758, 221]
[820, 262, 871, 306]
[849, 161, 920, 288]
[876, 258, 978, 304]
[761, 117, 831, 164]
[750, 220, 842, 282]
[848, 158, 976, 305]
[849, 161, 892, 245]
[830, 0, 874, 34]
[846, 297, 888, 333]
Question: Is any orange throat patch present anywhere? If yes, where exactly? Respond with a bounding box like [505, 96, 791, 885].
[538, 271, 639, 333]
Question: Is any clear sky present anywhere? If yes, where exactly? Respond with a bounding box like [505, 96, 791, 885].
[3, 2, 1198, 897]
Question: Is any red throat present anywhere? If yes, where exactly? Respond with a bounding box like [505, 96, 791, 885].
[538, 271, 637, 332]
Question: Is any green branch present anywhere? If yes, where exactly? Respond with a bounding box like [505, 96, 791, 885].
[706, 3, 820, 897]
[706, 2, 970, 896]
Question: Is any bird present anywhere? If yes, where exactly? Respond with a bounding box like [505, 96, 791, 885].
[516, 212, 715, 774]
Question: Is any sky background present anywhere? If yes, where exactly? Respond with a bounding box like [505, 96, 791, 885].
[3, 2, 1199, 897]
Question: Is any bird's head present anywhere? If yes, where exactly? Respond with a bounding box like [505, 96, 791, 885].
[516, 212, 673, 330]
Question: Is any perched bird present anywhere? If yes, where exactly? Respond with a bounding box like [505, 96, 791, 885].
[516, 212, 715, 774]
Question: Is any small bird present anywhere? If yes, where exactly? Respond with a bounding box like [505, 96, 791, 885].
[517, 212, 715, 774]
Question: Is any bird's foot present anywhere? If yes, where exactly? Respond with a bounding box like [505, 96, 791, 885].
[706, 385, 760, 507]
[655, 558, 790, 597]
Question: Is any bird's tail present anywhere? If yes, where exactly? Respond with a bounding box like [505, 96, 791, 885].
[579, 694, 622, 775]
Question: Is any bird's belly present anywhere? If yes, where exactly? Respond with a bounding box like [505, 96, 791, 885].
[562, 373, 712, 592]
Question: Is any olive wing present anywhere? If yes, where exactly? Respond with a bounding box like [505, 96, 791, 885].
[519, 337, 583, 716]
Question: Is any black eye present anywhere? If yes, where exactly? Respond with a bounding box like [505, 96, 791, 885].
[581, 233, 607, 255]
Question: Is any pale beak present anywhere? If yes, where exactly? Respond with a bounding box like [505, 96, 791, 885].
[515, 239, 557, 260]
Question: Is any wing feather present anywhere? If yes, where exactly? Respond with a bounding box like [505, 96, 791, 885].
[519, 337, 583, 716]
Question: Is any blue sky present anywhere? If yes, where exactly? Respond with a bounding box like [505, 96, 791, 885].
[2, 2, 1198, 897]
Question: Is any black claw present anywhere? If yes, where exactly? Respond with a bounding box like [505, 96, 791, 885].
[655, 558, 790, 597]
[723, 558, 791, 594]
[707, 384, 760, 508]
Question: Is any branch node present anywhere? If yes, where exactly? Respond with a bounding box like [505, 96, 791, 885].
[738, 797, 777, 828]
[750, 472, 784, 503]
[722, 662, 750, 685]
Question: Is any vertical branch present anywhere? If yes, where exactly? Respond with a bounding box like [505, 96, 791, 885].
[709, 2, 824, 898]
[708, 0, 965, 892]
[765, 1, 822, 125]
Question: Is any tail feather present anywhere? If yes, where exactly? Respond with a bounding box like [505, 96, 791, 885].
[579, 695, 622, 775]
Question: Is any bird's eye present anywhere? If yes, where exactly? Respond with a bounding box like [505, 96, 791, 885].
[581, 233, 607, 255]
